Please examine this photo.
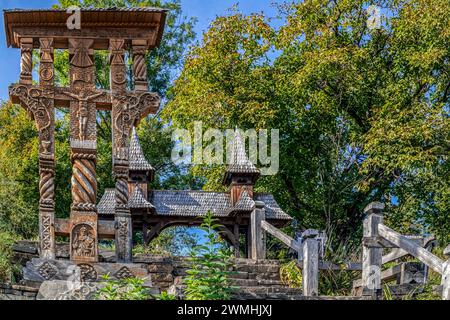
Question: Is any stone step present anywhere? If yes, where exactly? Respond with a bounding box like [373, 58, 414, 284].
[239, 286, 303, 295]
[230, 279, 284, 287]
[234, 264, 280, 273]
[234, 259, 281, 266]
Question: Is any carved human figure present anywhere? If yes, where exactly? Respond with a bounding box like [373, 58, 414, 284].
[64, 91, 104, 140]
[72, 225, 95, 257]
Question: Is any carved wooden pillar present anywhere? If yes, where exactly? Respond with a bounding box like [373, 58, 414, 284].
[110, 39, 133, 262]
[68, 38, 99, 263]
[250, 201, 266, 260]
[20, 38, 33, 85]
[38, 38, 56, 259]
[362, 202, 384, 299]
[132, 40, 148, 91]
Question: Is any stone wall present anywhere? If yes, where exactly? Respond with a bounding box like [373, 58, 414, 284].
[9, 241, 289, 299]
[0, 283, 39, 300]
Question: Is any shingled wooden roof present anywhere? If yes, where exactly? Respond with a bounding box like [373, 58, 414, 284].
[4, 7, 168, 49]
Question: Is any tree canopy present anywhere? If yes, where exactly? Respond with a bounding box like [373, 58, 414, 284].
[164, 0, 449, 244]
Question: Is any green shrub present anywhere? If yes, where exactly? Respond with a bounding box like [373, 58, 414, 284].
[280, 260, 302, 288]
[184, 211, 235, 300]
[0, 231, 15, 283]
[96, 275, 150, 300]
[156, 291, 177, 300]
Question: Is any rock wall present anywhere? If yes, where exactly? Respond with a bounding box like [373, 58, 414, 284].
[0, 283, 39, 300]
[8, 241, 294, 299]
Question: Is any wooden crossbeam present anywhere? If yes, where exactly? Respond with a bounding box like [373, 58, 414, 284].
[55, 218, 115, 239]
[9, 84, 161, 112]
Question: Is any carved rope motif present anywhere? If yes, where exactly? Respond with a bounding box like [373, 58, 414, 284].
[132, 46, 147, 83]
[71, 158, 97, 206]
[20, 43, 33, 83]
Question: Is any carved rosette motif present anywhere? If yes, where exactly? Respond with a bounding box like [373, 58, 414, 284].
[115, 267, 134, 280]
[109, 39, 127, 90]
[78, 264, 98, 282]
[39, 38, 54, 86]
[37, 261, 58, 280]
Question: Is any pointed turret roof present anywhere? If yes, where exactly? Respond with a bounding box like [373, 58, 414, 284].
[128, 185, 155, 210]
[223, 129, 260, 185]
[233, 188, 256, 212]
[129, 127, 155, 172]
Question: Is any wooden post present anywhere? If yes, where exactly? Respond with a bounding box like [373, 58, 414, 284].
[250, 201, 266, 260]
[442, 245, 450, 300]
[234, 224, 241, 258]
[362, 202, 384, 299]
[302, 229, 319, 297]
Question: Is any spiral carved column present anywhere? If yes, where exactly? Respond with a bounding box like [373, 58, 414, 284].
[20, 38, 33, 85]
[132, 40, 148, 91]
[71, 153, 97, 209]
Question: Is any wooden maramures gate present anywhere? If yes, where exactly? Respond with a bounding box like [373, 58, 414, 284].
[4, 8, 291, 287]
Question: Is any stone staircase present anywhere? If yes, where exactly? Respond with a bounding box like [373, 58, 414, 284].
[168, 258, 304, 300]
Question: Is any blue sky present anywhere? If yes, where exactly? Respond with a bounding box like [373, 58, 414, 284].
[0, 0, 279, 100]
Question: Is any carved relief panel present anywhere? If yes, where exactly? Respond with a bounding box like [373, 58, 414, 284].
[70, 218, 98, 263]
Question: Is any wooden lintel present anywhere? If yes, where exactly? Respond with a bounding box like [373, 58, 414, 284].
[55, 218, 115, 239]
[11, 27, 159, 50]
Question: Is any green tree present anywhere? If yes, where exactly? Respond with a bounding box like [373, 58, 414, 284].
[164, 0, 449, 245]
[184, 212, 235, 300]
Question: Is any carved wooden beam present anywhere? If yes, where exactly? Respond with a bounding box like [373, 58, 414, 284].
[55, 218, 115, 239]
[10, 84, 160, 112]
[11, 27, 158, 50]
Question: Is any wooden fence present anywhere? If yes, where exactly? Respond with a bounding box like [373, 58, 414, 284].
[250, 201, 450, 300]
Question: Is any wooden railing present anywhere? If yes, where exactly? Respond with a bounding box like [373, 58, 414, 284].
[250, 201, 450, 300]
[360, 202, 450, 300]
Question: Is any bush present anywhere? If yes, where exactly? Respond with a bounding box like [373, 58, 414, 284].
[95, 275, 150, 300]
[0, 231, 15, 283]
[280, 260, 302, 288]
[184, 211, 235, 300]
